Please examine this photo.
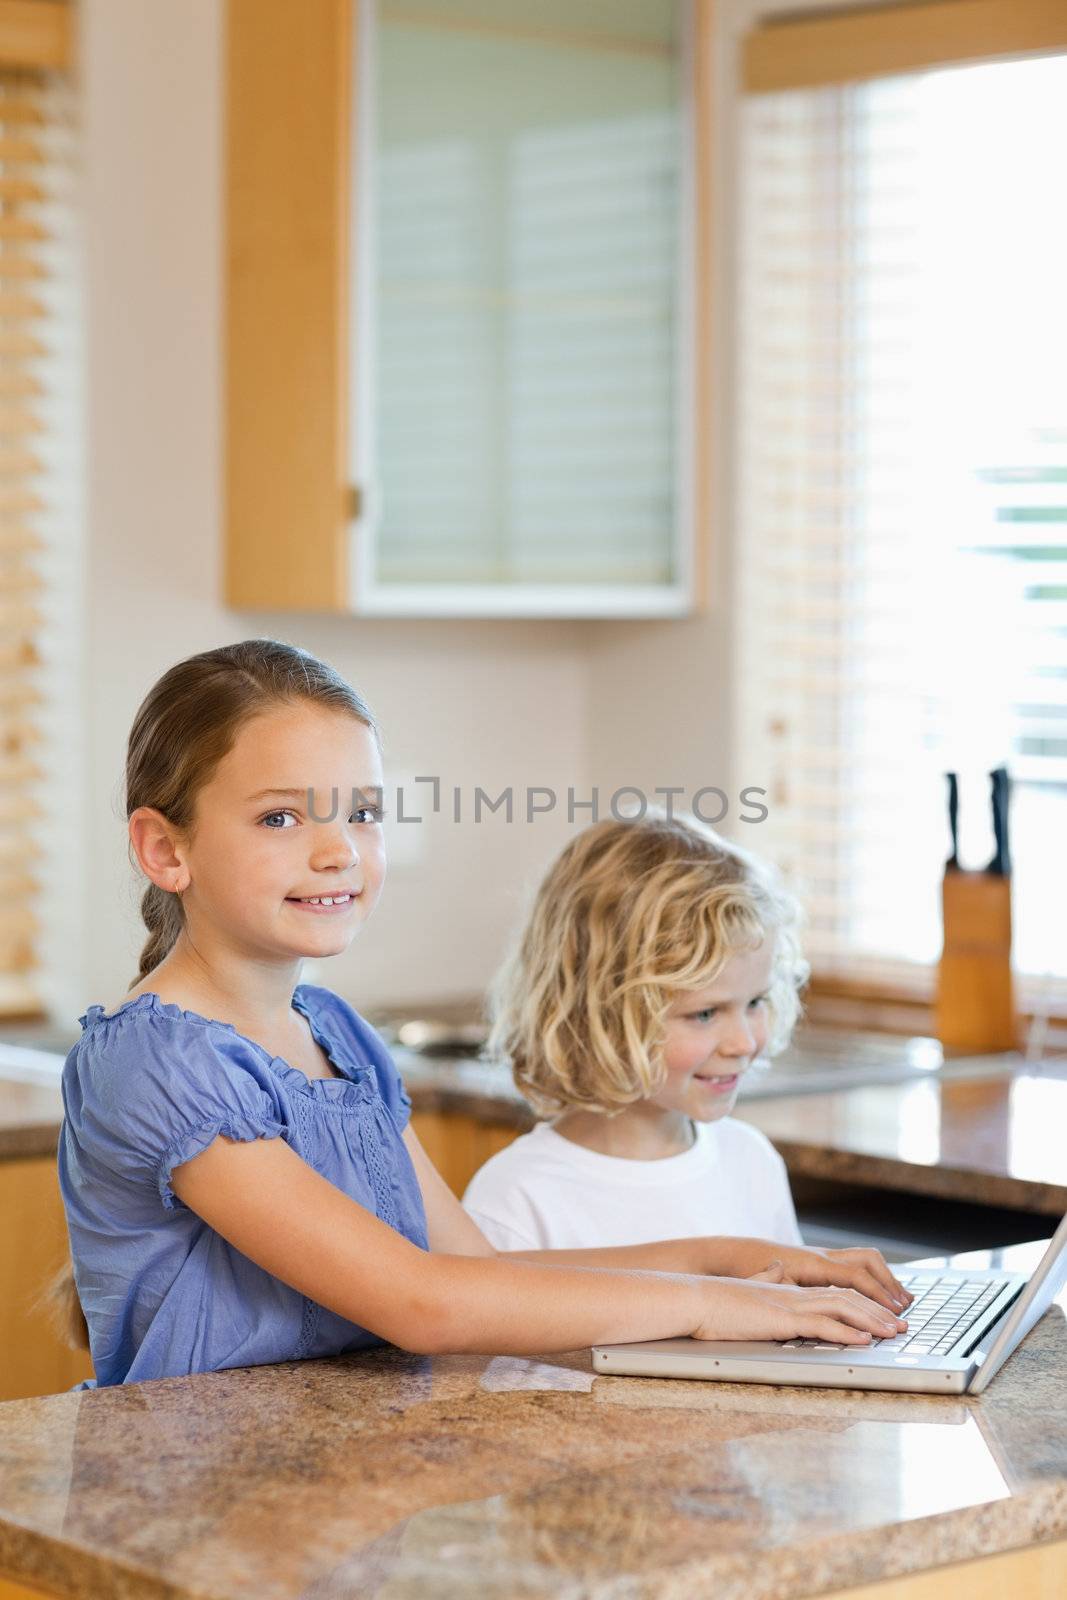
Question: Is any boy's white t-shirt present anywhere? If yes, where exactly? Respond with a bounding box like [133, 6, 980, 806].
[461, 1117, 804, 1252]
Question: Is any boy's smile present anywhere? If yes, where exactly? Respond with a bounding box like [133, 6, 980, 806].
[551, 935, 778, 1162]
[654, 935, 776, 1126]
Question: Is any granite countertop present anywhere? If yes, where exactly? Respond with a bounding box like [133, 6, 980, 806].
[0, 1240, 1063, 1600]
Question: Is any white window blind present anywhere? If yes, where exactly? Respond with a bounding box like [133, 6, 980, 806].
[0, 50, 79, 1019]
[734, 52, 1067, 998]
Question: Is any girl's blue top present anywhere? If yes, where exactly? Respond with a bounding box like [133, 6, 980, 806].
[58, 983, 429, 1388]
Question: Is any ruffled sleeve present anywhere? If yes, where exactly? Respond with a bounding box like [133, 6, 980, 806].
[66, 1012, 288, 1212]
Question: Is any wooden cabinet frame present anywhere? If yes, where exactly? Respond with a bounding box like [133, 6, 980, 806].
[0, 0, 70, 70]
[224, 0, 713, 616]
[225, 0, 354, 611]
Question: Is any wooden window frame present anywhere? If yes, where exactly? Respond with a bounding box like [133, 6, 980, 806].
[743, 0, 1067, 95]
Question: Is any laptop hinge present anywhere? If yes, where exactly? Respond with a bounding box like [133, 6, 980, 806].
[960, 1284, 1024, 1359]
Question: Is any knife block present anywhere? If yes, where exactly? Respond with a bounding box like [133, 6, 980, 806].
[935, 868, 1017, 1053]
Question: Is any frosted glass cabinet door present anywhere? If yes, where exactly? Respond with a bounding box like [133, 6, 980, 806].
[352, 0, 700, 616]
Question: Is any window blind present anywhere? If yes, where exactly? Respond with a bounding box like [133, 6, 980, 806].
[0, 9, 77, 1019]
[733, 51, 1067, 1002]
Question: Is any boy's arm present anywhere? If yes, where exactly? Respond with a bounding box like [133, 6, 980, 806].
[508, 1238, 747, 1275]
[504, 1238, 911, 1312]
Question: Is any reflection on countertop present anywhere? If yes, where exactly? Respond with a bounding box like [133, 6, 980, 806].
[0, 1241, 1063, 1600]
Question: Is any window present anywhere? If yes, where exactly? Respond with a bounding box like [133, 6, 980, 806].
[733, 37, 1067, 1002]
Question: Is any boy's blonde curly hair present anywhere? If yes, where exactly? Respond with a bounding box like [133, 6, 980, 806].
[488, 812, 809, 1117]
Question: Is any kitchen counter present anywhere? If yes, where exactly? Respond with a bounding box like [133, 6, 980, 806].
[737, 1071, 1067, 1217]
[1, 1030, 1064, 1221]
[0, 1239, 1063, 1600]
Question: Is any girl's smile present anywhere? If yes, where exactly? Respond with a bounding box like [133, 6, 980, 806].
[134, 703, 387, 981]
[285, 892, 360, 914]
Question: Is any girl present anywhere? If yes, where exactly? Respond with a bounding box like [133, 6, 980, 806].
[463, 815, 894, 1302]
[54, 640, 909, 1388]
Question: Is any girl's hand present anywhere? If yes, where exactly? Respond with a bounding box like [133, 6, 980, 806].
[772, 1246, 912, 1314]
[692, 1277, 908, 1346]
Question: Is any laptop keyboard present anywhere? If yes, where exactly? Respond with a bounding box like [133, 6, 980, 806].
[780, 1273, 1009, 1357]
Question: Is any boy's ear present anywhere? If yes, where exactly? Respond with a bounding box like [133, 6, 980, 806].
[128, 806, 188, 894]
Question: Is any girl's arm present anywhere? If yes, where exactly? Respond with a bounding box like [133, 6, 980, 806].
[171, 1133, 907, 1353]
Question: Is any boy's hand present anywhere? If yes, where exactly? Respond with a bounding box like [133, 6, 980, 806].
[746, 1260, 791, 1283]
[772, 1245, 912, 1313]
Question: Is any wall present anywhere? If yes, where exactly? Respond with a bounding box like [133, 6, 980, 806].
[75, 0, 736, 1023]
[77, 0, 590, 1017]
[586, 0, 740, 847]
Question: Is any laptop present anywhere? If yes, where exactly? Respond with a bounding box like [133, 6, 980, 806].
[592, 1211, 1067, 1395]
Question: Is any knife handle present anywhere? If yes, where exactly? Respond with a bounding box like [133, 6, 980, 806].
[988, 766, 1012, 877]
[945, 771, 959, 869]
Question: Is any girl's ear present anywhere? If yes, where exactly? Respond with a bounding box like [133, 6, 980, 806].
[129, 806, 188, 895]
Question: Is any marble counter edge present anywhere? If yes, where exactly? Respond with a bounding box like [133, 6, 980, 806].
[0, 1524, 177, 1600]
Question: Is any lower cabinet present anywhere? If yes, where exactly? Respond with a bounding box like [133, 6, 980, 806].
[0, 1156, 94, 1402]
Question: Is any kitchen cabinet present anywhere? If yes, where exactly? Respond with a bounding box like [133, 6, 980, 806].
[224, 0, 712, 616]
[0, 1156, 93, 1402]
